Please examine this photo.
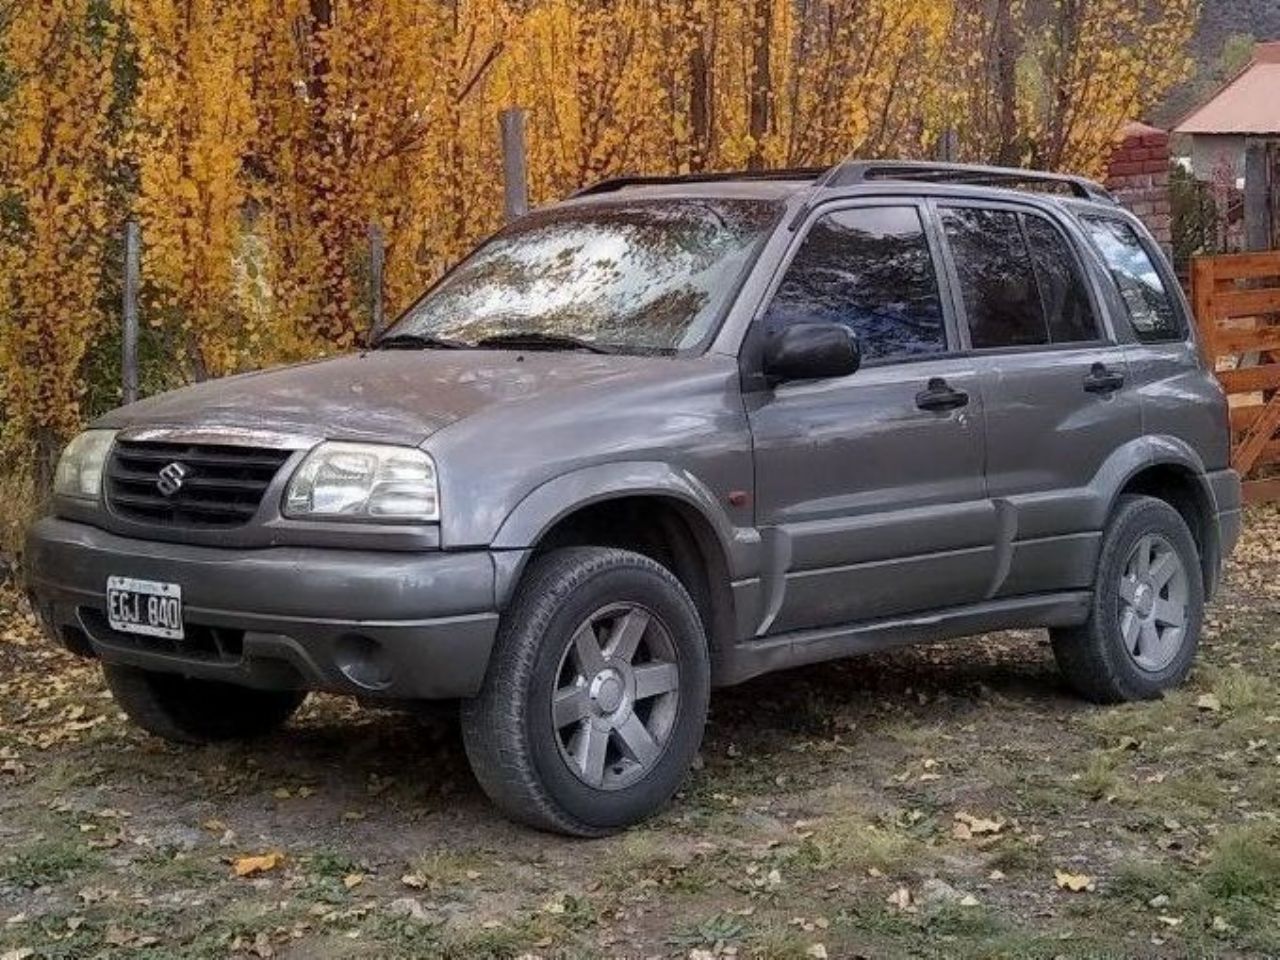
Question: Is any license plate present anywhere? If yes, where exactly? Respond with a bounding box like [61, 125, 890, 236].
[106, 577, 184, 640]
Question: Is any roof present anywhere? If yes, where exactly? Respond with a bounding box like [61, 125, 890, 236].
[1174, 42, 1280, 135]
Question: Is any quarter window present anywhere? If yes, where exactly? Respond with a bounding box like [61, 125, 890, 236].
[941, 207, 1098, 349]
[763, 205, 946, 363]
[1024, 214, 1099, 343]
[1081, 216, 1182, 342]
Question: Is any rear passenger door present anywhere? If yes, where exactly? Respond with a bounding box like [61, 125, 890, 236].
[934, 201, 1142, 597]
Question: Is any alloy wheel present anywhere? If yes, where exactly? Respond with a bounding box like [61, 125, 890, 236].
[552, 602, 681, 790]
[1118, 533, 1189, 672]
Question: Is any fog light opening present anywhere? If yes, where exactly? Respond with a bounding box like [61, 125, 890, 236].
[334, 634, 393, 691]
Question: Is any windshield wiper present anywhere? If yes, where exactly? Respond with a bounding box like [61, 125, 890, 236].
[472, 331, 619, 354]
[375, 332, 470, 350]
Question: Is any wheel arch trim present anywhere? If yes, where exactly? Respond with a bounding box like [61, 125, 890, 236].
[490, 462, 758, 606]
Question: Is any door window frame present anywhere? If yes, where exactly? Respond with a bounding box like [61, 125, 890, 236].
[928, 197, 1118, 356]
[743, 197, 966, 375]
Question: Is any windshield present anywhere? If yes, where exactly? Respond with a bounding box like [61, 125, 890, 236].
[388, 198, 781, 354]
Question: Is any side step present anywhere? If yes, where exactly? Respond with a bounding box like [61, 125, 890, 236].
[714, 592, 1091, 687]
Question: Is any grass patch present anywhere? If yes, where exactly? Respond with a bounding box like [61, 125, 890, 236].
[1077, 750, 1124, 801]
[0, 836, 102, 888]
[1203, 823, 1280, 902]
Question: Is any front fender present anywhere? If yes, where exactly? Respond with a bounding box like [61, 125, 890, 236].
[489, 461, 760, 607]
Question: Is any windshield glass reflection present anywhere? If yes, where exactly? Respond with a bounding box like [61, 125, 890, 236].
[390, 199, 781, 354]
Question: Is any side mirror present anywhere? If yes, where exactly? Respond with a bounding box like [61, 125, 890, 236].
[762, 322, 861, 382]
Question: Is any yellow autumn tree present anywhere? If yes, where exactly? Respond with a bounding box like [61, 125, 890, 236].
[1024, 0, 1197, 175]
[934, 0, 1197, 175]
[251, 0, 483, 349]
[129, 0, 284, 379]
[0, 0, 118, 485]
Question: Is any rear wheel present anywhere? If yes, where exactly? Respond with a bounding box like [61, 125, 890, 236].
[461, 547, 710, 836]
[103, 664, 305, 743]
[1051, 494, 1204, 703]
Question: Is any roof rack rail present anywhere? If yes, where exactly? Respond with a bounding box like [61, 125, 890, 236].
[827, 160, 1114, 202]
[571, 167, 827, 198]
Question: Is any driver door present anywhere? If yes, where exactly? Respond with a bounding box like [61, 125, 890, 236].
[744, 200, 997, 635]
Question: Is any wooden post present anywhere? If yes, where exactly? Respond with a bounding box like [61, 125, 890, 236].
[936, 127, 958, 163]
[1243, 140, 1270, 252]
[500, 107, 529, 222]
[368, 222, 385, 340]
[122, 219, 140, 405]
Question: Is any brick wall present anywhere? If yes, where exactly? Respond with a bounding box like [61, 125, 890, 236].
[1104, 122, 1172, 250]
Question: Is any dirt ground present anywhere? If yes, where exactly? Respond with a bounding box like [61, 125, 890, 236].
[1, 510, 1278, 960]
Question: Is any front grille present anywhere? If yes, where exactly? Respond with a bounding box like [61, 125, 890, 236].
[106, 439, 292, 529]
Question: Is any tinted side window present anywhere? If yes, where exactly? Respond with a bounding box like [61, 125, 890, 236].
[1081, 216, 1181, 342]
[764, 205, 946, 363]
[1023, 214, 1099, 343]
[941, 208, 1045, 348]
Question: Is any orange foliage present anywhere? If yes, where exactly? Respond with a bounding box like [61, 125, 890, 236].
[0, 0, 1198, 479]
[0, 0, 119, 481]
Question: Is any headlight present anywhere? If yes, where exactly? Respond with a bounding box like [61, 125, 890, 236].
[53, 429, 117, 500]
[283, 442, 439, 522]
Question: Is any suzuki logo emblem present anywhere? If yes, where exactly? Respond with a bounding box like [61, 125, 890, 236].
[156, 462, 190, 498]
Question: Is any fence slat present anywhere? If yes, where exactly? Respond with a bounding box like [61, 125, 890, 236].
[1208, 288, 1280, 318]
[1214, 326, 1280, 355]
[1232, 394, 1280, 472]
[1217, 365, 1280, 394]
[1244, 478, 1280, 503]
[1196, 251, 1280, 278]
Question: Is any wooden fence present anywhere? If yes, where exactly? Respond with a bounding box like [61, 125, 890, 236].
[1191, 250, 1280, 503]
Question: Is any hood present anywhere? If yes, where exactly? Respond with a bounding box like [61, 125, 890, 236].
[96, 350, 672, 447]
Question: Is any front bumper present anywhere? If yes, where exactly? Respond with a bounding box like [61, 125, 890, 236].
[24, 516, 505, 700]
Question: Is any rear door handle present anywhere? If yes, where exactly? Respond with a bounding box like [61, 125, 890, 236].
[915, 377, 969, 412]
[1083, 362, 1125, 395]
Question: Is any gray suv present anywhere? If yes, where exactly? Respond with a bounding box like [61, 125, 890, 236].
[26, 161, 1242, 835]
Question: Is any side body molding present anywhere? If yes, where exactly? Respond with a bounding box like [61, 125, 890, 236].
[489, 461, 762, 610]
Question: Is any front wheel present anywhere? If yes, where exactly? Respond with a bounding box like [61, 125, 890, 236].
[1051, 494, 1204, 703]
[461, 547, 710, 836]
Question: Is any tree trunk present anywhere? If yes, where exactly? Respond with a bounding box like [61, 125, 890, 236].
[747, 0, 773, 171]
[993, 0, 1020, 165]
[689, 41, 710, 172]
[34, 425, 59, 495]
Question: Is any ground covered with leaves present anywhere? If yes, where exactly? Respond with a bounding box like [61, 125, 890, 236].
[2, 512, 1278, 960]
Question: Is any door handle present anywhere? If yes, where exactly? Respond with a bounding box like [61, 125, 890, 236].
[915, 377, 969, 412]
[1083, 362, 1125, 395]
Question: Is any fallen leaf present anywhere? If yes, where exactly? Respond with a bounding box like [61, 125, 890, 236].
[953, 811, 1005, 839]
[342, 873, 364, 890]
[234, 851, 285, 877]
[1054, 869, 1095, 892]
[1196, 693, 1222, 713]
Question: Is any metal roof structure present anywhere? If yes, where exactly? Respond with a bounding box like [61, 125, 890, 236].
[1174, 42, 1280, 136]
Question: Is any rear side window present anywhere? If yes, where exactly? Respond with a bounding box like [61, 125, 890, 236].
[1023, 215, 1098, 343]
[764, 205, 946, 363]
[1081, 216, 1182, 342]
[940, 207, 1099, 349]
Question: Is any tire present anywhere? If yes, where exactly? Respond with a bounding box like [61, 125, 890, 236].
[1051, 494, 1204, 703]
[461, 547, 711, 836]
[103, 664, 306, 744]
